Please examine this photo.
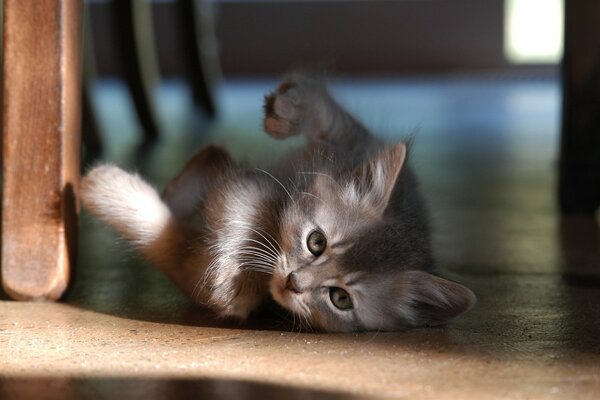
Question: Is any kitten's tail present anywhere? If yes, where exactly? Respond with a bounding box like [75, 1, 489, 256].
[80, 164, 186, 271]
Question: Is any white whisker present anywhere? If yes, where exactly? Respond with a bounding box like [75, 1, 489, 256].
[239, 265, 274, 273]
[237, 249, 278, 263]
[237, 262, 274, 275]
[245, 226, 282, 254]
[296, 171, 342, 189]
[192, 259, 217, 302]
[300, 191, 325, 204]
[238, 243, 278, 257]
[242, 237, 280, 259]
[238, 244, 278, 258]
[255, 168, 294, 202]
[236, 257, 275, 268]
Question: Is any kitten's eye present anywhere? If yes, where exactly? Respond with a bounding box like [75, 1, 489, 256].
[329, 287, 353, 310]
[307, 230, 327, 257]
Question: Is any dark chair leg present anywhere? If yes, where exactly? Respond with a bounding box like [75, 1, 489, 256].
[82, 85, 102, 160]
[177, 0, 218, 117]
[560, 0, 600, 215]
[82, 4, 102, 161]
[113, 0, 161, 144]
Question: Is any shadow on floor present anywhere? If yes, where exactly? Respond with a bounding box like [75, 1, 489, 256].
[0, 376, 360, 400]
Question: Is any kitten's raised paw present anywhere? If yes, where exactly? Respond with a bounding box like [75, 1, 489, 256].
[264, 80, 303, 139]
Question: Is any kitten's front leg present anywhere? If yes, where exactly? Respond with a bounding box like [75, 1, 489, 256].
[263, 79, 304, 139]
[223, 272, 269, 319]
[207, 269, 269, 319]
[264, 73, 376, 149]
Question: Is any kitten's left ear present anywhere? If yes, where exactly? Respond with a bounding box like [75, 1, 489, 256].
[397, 270, 476, 327]
[351, 143, 407, 216]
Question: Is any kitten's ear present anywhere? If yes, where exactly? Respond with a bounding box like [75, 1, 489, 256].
[397, 270, 476, 327]
[163, 146, 232, 218]
[351, 143, 407, 216]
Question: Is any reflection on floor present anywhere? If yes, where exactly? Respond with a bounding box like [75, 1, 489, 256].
[2, 75, 600, 399]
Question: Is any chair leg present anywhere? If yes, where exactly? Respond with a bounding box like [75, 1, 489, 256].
[178, 0, 218, 117]
[82, 85, 102, 161]
[2, 0, 83, 300]
[113, 0, 161, 144]
[560, 0, 600, 215]
[82, 2, 103, 161]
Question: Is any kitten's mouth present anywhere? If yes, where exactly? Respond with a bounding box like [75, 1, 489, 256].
[269, 271, 298, 310]
[270, 273, 289, 300]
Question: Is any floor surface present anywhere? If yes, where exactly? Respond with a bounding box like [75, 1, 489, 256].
[1, 74, 600, 399]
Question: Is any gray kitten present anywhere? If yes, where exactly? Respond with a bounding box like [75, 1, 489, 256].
[81, 74, 476, 332]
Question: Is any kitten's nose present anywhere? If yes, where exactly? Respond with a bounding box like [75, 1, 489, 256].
[285, 272, 302, 294]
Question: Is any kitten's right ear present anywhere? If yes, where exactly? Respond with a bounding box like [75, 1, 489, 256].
[163, 146, 233, 218]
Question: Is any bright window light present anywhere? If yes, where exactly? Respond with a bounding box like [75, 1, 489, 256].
[505, 0, 564, 64]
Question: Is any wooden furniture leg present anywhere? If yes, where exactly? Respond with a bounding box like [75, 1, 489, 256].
[2, 0, 83, 300]
[560, 0, 600, 215]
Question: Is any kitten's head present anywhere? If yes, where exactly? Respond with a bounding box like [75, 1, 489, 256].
[270, 143, 476, 332]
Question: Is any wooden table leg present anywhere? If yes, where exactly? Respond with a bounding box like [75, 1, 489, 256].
[2, 0, 83, 300]
[560, 0, 600, 215]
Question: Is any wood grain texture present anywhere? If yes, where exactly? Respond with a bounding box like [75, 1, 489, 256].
[2, 0, 83, 300]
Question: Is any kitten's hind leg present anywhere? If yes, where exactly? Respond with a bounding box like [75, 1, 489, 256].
[81, 163, 266, 318]
[162, 145, 233, 219]
[81, 165, 197, 291]
[81, 165, 175, 251]
[264, 73, 377, 149]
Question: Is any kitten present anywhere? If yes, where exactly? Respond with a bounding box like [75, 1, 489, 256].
[81, 73, 476, 332]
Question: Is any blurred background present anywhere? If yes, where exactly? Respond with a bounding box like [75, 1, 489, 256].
[89, 0, 563, 76]
[83, 0, 564, 174]
[76, 0, 590, 316]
